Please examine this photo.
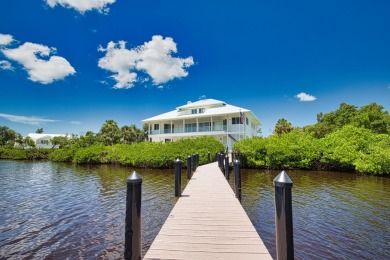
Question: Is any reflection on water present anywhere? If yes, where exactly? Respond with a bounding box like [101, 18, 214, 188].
[0, 161, 389, 259]
[237, 169, 390, 259]
[0, 161, 182, 259]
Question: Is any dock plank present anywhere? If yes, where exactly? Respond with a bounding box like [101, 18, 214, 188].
[143, 161, 272, 259]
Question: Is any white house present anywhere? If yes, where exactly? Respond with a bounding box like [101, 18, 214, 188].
[142, 99, 261, 148]
[27, 133, 67, 148]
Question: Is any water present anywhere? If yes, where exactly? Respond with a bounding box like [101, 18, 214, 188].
[0, 161, 183, 259]
[237, 169, 390, 259]
[0, 161, 389, 259]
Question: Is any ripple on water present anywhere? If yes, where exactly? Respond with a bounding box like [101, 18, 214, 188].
[1, 161, 389, 259]
[239, 169, 390, 259]
[0, 161, 177, 259]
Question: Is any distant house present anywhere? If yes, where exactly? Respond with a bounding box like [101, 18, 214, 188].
[142, 99, 261, 149]
[27, 133, 67, 148]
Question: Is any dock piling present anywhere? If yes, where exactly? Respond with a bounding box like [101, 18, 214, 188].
[274, 170, 294, 260]
[187, 156, 191, 179]
[191, 154, 196, 171]
[125, 171, 142, 260]
[224, 153, 229, 180]
[234, 159, 241, 201]
[174, 158, 182, 197]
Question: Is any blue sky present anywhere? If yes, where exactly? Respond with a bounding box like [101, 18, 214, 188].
[0, 0, 389, 136]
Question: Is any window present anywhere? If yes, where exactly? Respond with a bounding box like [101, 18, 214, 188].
[198, 108, 205, 113]
[164, 124, 171, 133]
[40, 140, 49, 145]
[185, 123, 197, 132]
[246, 118, 249, 125]
[154, 124, 159, 131]
[199, 122, 211, 132]
[191, 109, 197, 114]
[232, 117, 243, 124]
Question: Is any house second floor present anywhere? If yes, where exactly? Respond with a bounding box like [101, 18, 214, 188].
[142, 99, 261, 138]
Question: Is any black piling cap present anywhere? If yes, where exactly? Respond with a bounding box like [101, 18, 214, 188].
[127, 171, 142, 184]
[234, 159, 241, 165]
[273, 170, 293, 188]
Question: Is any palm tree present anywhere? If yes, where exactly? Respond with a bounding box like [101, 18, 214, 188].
[99, 120, 121, 146]
[274, 118, 293, 136]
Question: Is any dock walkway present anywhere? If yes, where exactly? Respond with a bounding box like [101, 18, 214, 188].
[143, 161, 272, 259]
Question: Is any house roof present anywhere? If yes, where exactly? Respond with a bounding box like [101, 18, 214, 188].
[142, 99, 261, 125]
[176, 99, 226, 110]
[27, 133, 66, 140]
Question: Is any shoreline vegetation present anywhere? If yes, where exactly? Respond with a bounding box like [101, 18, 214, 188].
[0, 102, 389, 175]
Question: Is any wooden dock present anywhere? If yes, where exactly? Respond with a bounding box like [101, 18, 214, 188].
[143, 161, 272, 259]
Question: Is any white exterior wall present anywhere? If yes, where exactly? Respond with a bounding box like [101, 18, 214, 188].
[27, 133, 67, 149]
[146, 114, 257, 148]
[142, 99, 260, 149]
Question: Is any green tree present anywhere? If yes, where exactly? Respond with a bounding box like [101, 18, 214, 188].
[320, 125, 374, 170]
[332, 103, 358, 127]
[121, 124, 148, 144]
[99, 120, 121, 146]
[354, 102, 390, 134]
[267, 129, 320, 169]
[121, 125, 136, 144]
[354, 134, 390, 174]
[274, 118, 293, 136]
[51, 136, 69, 149]
[23, 136, 36, 149]
[36, 128, 44, 133]
[0, 126, 18, 146]
[142, 123, 149, 142]
[78, 131, 100, 147]
[304, 102, 389, 138]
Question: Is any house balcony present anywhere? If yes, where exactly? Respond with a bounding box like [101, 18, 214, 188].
[150, 124, 228, 135]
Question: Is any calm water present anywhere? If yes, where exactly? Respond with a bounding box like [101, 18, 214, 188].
[0, 160, 389, 259]
[237, 169, 390, 259]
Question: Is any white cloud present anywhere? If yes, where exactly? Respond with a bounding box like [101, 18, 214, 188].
[46, 0, 116, 14]
[2, 42, 75, 84]
[98, 35, 194, 89]
[0, 113, 58, 125]
[70, 121, 82, 125]
[295, 92, 317, 102]
[0, 34, 13, 46]
[136, 35, 194, 84]
[98, 41, 138, 89]
[0, 60, 13, 70]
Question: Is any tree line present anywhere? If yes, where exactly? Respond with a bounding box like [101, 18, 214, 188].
[234, 102, 390, 175]
[0, 119, 148, 149]
[1, 102, 389, 174]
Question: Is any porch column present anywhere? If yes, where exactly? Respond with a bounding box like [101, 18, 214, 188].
[171, 120, 173, 142]
[196, 118, 199, 132]
[226, 115, 229, 132]
[211, 116, 213, 131]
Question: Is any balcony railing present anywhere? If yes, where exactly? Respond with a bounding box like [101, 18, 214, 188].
[150, 124, 229, 135]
